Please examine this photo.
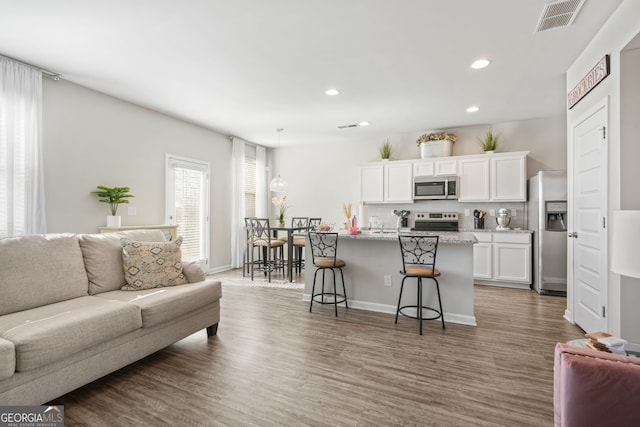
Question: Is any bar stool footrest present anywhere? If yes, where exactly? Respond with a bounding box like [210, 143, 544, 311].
[398, 305, 442, 321]
[312, 292, 347, 305]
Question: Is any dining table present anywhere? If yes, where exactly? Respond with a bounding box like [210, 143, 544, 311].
[271, 224, 309, 282]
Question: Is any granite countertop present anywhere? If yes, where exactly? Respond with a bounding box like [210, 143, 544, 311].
[337, 230, 477, 244]
[460, 228, 534, 234]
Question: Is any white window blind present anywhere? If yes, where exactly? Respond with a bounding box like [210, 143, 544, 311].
[245, 159, 256, 217]
[166, 156, 210, 266]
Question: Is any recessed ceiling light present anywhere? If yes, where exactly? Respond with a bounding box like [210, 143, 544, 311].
[325, 88, 340, 96]
[466, 106, 480, 113]
[471, 59, 491, 69]
[358, 121, 370, 127]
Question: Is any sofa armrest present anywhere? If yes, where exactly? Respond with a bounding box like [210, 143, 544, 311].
[182, 262, 206, 283]
[554, 343, 640, 427]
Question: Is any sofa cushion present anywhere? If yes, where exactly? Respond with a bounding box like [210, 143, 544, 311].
[0, 296, 142, 372]
[78, 230, 167, 295]
[182, 261, 206, 283]
[0, 338, 15, 381]
[95, 280, 222, 328]
[0, 234, 88, 316]
[121, 237, 188, 290]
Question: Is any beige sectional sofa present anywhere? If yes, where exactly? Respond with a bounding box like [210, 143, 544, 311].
[0, 229, 221, 405]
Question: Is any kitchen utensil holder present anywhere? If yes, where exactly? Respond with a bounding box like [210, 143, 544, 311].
[474, 218, 485, 229]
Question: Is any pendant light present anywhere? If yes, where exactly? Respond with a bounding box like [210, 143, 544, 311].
[269, 128, 288, 192]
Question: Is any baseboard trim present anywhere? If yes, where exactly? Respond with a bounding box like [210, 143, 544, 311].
[302, 293, 477, 326]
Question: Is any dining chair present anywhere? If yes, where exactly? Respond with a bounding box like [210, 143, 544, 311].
[396, 235, 445, 335]
[290, 217, 309, 273]
[249, 218, 285, 282]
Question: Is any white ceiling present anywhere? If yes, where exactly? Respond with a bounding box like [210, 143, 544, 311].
[0, 0, 623, 147]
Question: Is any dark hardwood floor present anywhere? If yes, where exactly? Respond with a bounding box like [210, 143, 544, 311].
[52, 269, 583, 426]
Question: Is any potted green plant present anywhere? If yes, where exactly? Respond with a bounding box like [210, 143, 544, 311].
[478, 129, 501, 153]
[379, 138, 393, 160]
[93, 185, 134, 227]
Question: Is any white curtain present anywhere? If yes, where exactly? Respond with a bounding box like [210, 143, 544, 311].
[0, 58, 46, 237]
[230, 137, 246, 268]
[255, 145, 268, 217]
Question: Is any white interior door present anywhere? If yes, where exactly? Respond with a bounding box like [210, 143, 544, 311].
[166, 155, 210, 270]
[571, 100, 608, 333]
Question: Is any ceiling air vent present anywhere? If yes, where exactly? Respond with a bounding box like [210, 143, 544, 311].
[535, 0, 586, 33]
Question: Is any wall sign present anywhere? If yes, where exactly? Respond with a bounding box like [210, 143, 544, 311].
[568, 55, 610, 109]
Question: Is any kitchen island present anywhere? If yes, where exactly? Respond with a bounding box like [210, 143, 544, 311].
[304, 230, 478, 326]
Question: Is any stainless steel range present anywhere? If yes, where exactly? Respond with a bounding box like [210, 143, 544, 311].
[411, 212, 459, 232]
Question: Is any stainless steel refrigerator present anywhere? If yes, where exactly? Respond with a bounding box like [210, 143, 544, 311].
[528, 171, 567, 295]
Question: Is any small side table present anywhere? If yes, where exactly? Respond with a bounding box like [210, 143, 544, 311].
[567, 338, 640, 357]
[99, 225, 178, 241]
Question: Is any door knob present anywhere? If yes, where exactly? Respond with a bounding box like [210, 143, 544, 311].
[568, 232, 575, 238]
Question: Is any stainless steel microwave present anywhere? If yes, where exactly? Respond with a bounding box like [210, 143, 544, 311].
[413, 175, 459, 200]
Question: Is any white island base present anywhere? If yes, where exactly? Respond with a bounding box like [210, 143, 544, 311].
[304, 231, 477, 326]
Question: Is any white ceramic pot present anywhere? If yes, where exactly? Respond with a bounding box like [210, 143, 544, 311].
[107, 215, 121, 227]
[420, 140, 452, 158]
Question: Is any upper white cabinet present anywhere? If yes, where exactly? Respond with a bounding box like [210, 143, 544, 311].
[458, 152, 528, 202]
[490, 154, 527, 201]
[359, 164, 384, 203]
[413, 158, 458, 177]
[384, 162, 413, 203]
[359, 151, 527, 204]
[359, 162, 413, 204]
[458, 158, 490, 201]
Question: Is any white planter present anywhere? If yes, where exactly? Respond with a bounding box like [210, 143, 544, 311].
[107, 215, 121, 227]
[419, 140, 452, 158]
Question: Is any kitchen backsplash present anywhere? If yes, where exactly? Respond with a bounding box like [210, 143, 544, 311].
[361, 200, 528, 230]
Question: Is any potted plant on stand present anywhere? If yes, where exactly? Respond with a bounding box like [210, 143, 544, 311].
[93, 186, 134, 227]
[416, 132, 457, 158]
[478, 129, 500, 153]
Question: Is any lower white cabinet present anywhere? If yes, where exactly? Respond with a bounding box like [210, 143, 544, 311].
[473, 232, 531, 286]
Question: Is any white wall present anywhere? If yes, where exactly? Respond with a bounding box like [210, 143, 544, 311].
[270, 115, 566, 228]
[620, 46, 640, 340]
[42, 79, 232, 271]
[566, 0, 640, 340]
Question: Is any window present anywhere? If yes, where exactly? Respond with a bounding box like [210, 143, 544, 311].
[245, 158, 256, 217]
[166, 155, 210, 267]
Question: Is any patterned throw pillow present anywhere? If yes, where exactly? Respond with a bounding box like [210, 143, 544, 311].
[120, 237, 188, 290]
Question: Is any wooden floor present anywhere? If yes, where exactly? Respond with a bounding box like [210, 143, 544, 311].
[52, 269, 583, 426]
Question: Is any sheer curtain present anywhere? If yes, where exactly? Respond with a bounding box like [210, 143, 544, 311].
[0, 58, 46, 237]
[255, 145, 267, 217]
[230, 137, 246, 268]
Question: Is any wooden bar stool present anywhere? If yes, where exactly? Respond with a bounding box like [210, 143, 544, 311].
[396, 235, 445, 335]
[308, 231, 348, 316]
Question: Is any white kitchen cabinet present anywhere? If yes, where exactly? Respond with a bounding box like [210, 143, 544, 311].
[473, 232, 531, 286]
[491, 154, 527, 201]
[413, 159, 458, 177]
[493, 233, 531, 283]
[459, 152, 527, 202]
[458, 158, 490, 201]
[472, 233, 493, 279]
[359, 161, 412, 203]
[359, 164, 384, 203]
[384, 162, 413, 203]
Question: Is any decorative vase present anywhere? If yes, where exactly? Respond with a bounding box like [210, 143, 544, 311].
[419, 140, 452, 158]
[107, 215, 121, 227]
[484, 150, 495, 154]
[278, 218, 285, 227]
